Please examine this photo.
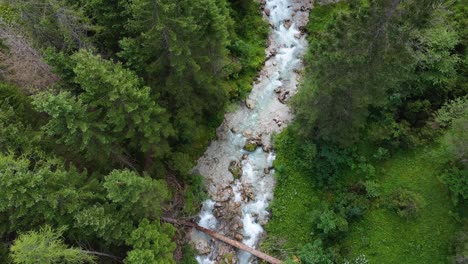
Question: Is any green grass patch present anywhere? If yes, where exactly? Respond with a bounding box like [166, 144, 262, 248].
[263, 130, 321, 258]
[264, 128, 460, 263]
[343, 147, 459, 263]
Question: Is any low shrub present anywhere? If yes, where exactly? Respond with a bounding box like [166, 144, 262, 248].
[388, 188, 426, 219]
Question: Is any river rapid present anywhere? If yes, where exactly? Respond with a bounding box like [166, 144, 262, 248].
[191, 1, 312, 263]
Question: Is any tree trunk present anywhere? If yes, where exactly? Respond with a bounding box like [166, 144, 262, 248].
[81, 250, 123, 263]
[161, 217, 282, 264]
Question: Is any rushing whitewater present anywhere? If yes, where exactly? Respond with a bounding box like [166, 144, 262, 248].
[191, 0, 312, 263]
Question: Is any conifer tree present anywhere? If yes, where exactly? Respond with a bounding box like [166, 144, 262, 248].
[118, 0, 232, 148]
[33, 50, 173, 167]
[10, 226, 95, 264]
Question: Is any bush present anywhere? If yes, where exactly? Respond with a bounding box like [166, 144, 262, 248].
[183, 174, 208, 216]
[299, 239, 334, 264]
[439, 167, 468, 205]
[363, 180, 381, 199]
[180, 244, 198, 264]
[434, 96, 468, 128]
[389, 189, 426, 219]
[311, 207, 348, 235]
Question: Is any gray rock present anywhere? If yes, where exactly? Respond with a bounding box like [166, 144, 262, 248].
[245, 99, 255, 109]
[195, 239, 211, 255]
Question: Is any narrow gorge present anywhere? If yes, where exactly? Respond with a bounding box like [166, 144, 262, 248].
[191, 0, 313, 263]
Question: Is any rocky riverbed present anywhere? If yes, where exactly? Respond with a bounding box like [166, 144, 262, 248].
[191, 1, 312, 263]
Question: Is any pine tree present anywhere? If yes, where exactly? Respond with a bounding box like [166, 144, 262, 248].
[33, 50, 173, 168]
[292, 0, 447, 146]
[118, 0, 231, 149]
[124, 219, 176, 264]
[10, 226, 95, 264]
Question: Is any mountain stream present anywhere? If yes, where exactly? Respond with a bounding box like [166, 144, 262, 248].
[191, 1, 312, 263]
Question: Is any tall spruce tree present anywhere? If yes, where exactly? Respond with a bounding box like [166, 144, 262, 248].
[118, 0, 232, 151]
[293, 0, 445, 146]
[33, 50, 173, 169]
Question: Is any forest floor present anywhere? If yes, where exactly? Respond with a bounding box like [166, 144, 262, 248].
[264, 140, 460, 263]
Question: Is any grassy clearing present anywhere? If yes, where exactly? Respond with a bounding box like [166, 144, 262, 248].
[264, 128, 460, 263]
[343, 147, 458, 263]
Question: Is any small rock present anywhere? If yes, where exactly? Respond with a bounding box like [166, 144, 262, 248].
[284, 20, 292, 29]
[230, 127, 237, 133]
[242, 154, 249, 160]
[278, 90, 290, 104]
[214, 187, 233, 202]
[264, 8, 271, 16]
[244, 186, 256, 200]
[195, 239, 211, 255]
[235, 233, 244, 241]
[294, 33, 302, 39]
[243, 130, 252, 138]
[262, 145, 272, 152]
[243, 141, 257, 152]
[274, 87, 282, 94]
[264, 168, 270, 174]
[245, 99, 255, 109]
[229, 160, 243, 179]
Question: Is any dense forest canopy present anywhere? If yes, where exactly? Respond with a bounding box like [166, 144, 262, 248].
[0, 0, 466, 263]
[0, 0, 267, 263]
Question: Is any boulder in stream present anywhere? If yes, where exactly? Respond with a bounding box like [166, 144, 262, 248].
[228, 160, 243, 179]
[194, 239, 211, 255]
[278, 90, 290, 104]
[262, 144, 273, 153]
[243, 141, 257, 152]
[245, 99, 255, 109]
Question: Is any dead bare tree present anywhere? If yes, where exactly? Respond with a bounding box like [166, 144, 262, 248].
[0, 21, 59, 94]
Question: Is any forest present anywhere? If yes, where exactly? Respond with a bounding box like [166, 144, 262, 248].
[0, 0, 466, 264]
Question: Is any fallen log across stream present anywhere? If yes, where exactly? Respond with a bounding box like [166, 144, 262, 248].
[161, 217, 282, 264]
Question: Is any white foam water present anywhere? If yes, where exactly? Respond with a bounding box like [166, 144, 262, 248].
[192, 0, 310, 263]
